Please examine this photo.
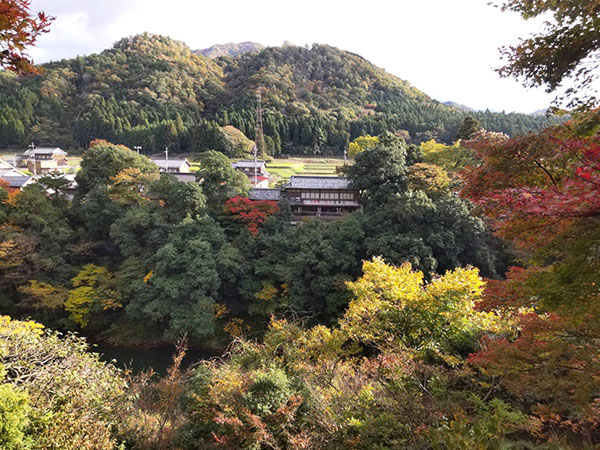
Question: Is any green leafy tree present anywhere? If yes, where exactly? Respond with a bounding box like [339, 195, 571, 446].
[126, 216, 225, 340]
[149, 173, 206, 223]
[37, 171, 70, 205]
[75, 139, 158, 197]
[346, 131, 408, 206]
[0, 382, 31, 450]
[456, 116, 482, 140]
[194, 150, 250, 208]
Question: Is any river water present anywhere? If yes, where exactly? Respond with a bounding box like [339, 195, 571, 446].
[90, 343, 222, 375]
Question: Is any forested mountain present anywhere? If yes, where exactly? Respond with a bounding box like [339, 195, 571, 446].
[196, 41, 265, 59]
[442, 100, 475, 112]
[0, 33, 563, 154]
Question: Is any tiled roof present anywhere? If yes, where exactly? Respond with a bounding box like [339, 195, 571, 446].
[249, 188, 282, 201]
[232, 160, 266, 168]
[24, 147, 66, 156]
[1, 176, 33, 188]
[285, 176, 351, 190]
[151, 158, 190, 169]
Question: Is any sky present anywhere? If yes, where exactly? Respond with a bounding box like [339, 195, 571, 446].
[27, 0, 560, 113]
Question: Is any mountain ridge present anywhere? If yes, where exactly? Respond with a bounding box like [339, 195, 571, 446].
[0, 33, 564, 153]
[196, 41, 265, 59]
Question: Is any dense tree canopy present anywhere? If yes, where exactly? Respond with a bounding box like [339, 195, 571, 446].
[0, 34, 564, 152]
[0, 1, 597, 445]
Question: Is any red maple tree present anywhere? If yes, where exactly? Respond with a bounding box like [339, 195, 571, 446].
[462, 113, 600, 443]
[224, 196, 279, 236]
[0, 0, 53, 73]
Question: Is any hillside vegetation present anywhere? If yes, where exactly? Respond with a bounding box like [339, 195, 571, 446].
[196, 41, 265, 59]
[0, 34, 562, 154]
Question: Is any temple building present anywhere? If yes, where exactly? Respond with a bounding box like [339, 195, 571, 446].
[283, 176, 360, 220]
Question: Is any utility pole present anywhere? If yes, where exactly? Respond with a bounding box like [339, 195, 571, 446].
[343, 148, 347, 165]
[164, 147, 169, 173]
[28, 142, 36, 176]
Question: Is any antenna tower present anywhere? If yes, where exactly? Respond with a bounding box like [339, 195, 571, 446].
[255, 88, 266, 159]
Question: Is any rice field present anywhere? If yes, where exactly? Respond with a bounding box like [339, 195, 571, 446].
[266, 158, 345, 182]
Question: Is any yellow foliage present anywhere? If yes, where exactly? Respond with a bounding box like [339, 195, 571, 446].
[0, 240, 22, 269]
[254, 281, 278, 301]
[223, 318, 249, 338]
[0, 315, 44, 337]
[108, 167, 159, 205]
[208, 365, 246, 413]
[18, 280, 68, 310]
[3, 189, 20, 207]
[420, 139, 474, 172]
[65, 265, 122, 328]
[408, 163, 452, 194]
[342, 257, 422, 342]
[143, 270, 154, 283]
[348, 135, 379, 158]
[101, 298, 123, 310]
[66, 286, 95, 327]
[214, 303, 229, 319]
[341, 257, 507, 354]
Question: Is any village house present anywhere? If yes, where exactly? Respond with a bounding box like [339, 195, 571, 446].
[249, 175, 360, 221]
[231, 160, 270, 188]
[16, 147, 69, 175]
[0, 159, 28, 178]
[0, 176, 36, 191]
[0, 158, 34, 191]
[150, 157, 192, 174]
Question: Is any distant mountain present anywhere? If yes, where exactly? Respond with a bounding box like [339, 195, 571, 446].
[0, 33, 565, 153]
[531, 108, 548, 116]
[196, 42, 265, 59]
[442, 101, 475, 112]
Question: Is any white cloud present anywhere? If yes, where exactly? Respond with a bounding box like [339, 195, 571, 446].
[28, 0, 559, 113]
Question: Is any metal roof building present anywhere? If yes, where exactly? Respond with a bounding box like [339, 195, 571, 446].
[284, 176, 351, 190]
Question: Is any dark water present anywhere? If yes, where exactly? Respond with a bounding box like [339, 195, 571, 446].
[90, 343, 222, 375]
